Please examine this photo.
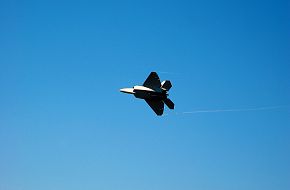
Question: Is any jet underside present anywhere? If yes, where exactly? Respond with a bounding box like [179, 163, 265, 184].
[120, 72, 174, 116]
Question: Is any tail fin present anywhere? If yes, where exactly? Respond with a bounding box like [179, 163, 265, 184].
[163, 98, 174, 109]
[161, 80, 172, 91]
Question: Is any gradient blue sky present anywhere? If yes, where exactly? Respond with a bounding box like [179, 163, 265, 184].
[1, 0, 290, 190]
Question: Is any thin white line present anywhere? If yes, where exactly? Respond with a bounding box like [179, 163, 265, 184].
[182, 105, 289, 114]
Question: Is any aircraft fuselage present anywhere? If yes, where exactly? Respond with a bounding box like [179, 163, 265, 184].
[120, 86, 167, 100]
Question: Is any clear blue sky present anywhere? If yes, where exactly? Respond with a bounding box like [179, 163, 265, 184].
[0, 0, 289, 189]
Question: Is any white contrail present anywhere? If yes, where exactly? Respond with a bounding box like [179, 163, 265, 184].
[181, 105, 289, 114]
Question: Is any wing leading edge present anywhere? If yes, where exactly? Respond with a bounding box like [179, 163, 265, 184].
[143, 72, 161, 89]
[145, 99, 164, 116]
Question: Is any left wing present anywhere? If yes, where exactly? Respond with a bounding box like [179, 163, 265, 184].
[143, 72, 161, 89]
[145, 99, 164, 116]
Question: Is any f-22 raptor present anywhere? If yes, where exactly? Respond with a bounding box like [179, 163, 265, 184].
[120, 72, 174, 116]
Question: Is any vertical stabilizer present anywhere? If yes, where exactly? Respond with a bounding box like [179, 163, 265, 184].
[161, 80, 172, 91]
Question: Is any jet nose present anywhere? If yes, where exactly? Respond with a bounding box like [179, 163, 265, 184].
[120, 88, 135, 94]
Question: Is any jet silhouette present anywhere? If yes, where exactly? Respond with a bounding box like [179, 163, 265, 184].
[120, 72, 174, 116]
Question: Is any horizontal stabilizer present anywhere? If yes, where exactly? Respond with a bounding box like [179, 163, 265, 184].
[163, 98, 174, 109]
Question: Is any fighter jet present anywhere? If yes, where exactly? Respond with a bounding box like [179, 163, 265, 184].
[120, 72, 174, 116]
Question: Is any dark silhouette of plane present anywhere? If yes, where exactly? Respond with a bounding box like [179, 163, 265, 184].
[120, 72, 174, 116]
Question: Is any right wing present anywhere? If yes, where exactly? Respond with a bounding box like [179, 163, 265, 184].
[143, 72, 161, 89]
[145, 99, 164, 116]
